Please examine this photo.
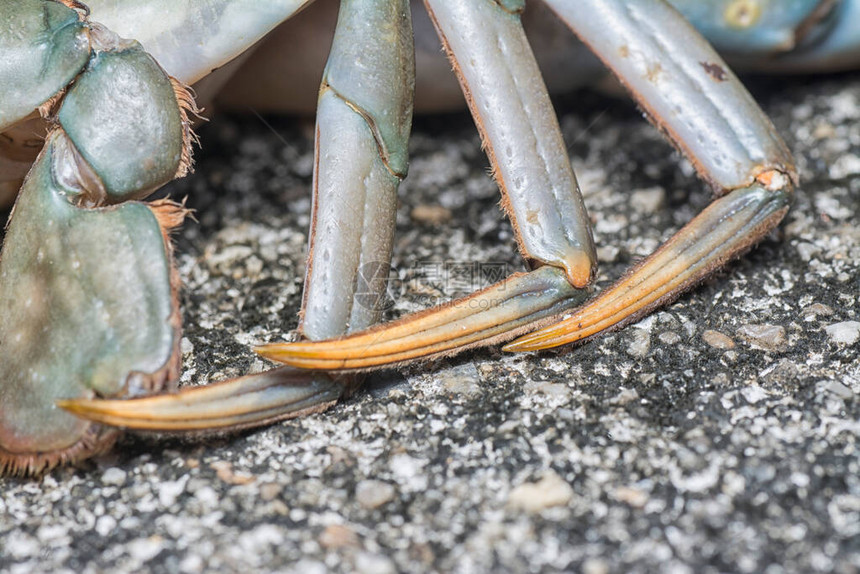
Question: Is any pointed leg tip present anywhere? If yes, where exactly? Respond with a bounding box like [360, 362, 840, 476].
[254, 342, 305, 364]
[501, 340, 527, 353]
[254, 343, 316, 368]
[502, 336, 555, 353]
[57, 397, 113, 415]
[56, 398, 86, 414]
[56, 397, 119, 425]
[504, 317, 587, 352]
[255, 267, 590, 369]
[54, 368, 349, 432]
[253, 343, 281, 360]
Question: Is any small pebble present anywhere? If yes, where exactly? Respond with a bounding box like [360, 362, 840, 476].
[812, 121, 836, 139]
[762, 359, 799, 384]
[318, 524, 359, 549]
[736, 324, 786, 351]
[288, 561, 327, 574]
[95, 516, 117, 537]
[795, 242, 820, 262]
[702, 329, 735, 350]
[630, 187, 665, 214]
[524, 380, 572, 401]
[507, 471, 574, 513]
[711, 372, 731, 386]
[210, 461, 255, 485]
[355, 480, 396, 510]
[821, 380, 853, 400]
[128, 536, 164, 563]
[355, 552, 396, 574]
[157, 477, 187, 507]
[411, 204, 452, 225]
[101, 468, 127, 486]
[626, 328, 651, 357]
[259, 483, 283, 502]
[658, 331, 681, 345]
[439, 363, 482, 396]
[610, 388, 640, 406]
[180, 554, 204, 574]
[597, 245, 620, 263]
[825, 321, 860, 345]
[802, 303, 833, 318]
[583, 558, 610, 574]
[180, 337, 194, 355]
[613, 486, 649, 508]
[741, 386, 769, 404]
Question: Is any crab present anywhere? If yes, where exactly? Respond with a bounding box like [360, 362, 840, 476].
[1, 0, 858, 477]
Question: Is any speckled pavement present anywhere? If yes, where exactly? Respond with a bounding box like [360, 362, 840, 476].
[1, 72, 858, 573]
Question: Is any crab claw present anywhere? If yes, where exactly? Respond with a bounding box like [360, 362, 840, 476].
[58, 368, 349, 432]
[255, 266, 588, 371]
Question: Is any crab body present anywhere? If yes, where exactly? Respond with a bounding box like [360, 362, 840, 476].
[0, 0, 858, 476]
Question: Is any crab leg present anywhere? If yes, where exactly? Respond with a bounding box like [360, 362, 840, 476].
[255, 0, 799, 370]
[0, 0, 332, 475]
[0, 4, 194, 475]
[257, 0, 597, 369]
[507, 0, 797, 351]
[59, 0, 415, 432]
[300, 0, 414, 340]
[417, 0, 597, 288]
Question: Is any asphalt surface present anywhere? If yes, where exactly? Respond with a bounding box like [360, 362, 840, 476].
[1, 72, 858, 573]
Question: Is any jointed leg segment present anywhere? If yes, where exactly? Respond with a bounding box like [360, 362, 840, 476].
[259, 0, 601, 368]
[508, 0, 797, 350]
[261, 0, 797, 370]
[0, 5, 194, 474]
[58, 0, 416, 438]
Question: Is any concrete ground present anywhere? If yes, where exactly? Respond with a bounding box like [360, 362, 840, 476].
[0, 71, 858, 573]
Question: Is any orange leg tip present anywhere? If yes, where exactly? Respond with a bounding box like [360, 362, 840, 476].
[561, 249, 596, 289]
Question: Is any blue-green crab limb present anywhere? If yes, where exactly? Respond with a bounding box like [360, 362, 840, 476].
[421, 0, 597, 288]
[544, 0, 795, 192]
[0, 0, 316, 208]
[258, 0, 598, 369]
[508, 0, 797, 351]
[0, 0, 88, 201]
[253, 0, 797, 370]
[300, 0, 414, 340]
[0, 18, 193, 475]
[59, 0, 415, 434]
[0, 0, 90, 132]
